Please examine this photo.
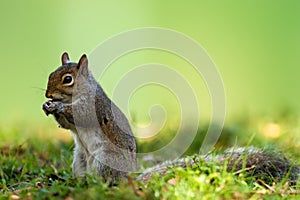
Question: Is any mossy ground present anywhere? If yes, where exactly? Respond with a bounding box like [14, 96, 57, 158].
[1, 113, 300, 199]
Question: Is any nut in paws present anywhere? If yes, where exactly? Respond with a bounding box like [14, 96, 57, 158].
[42, 100, 60, 116]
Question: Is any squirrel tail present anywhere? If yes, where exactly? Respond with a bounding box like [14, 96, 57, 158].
[136, 146, 300, 184]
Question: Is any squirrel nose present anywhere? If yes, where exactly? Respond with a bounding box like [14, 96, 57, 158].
[45, 92, 53, 99]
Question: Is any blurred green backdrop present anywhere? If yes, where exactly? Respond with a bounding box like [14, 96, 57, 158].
[0, 1, 299, 126]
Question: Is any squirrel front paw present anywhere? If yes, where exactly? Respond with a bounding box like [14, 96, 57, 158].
[42, 100, 61, 116]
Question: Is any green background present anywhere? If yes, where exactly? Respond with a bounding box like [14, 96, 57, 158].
[0, 1, 299, 126]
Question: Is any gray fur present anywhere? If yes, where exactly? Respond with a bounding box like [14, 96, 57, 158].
[42, 53, 136, 183]
[136, 146, 299, 184]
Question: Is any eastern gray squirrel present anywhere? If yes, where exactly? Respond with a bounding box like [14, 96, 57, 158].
[42, 53, 299, 184]
[42, 52, 136, 184]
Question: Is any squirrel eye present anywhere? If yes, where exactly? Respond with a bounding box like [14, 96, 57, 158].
[62, 74, 74, 86]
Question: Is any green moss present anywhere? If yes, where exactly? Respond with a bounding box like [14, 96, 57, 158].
[0, 113, 300, 199]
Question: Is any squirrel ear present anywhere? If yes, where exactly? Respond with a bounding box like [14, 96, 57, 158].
[77, 54, 88, 70]
[62, 52, 70, 65]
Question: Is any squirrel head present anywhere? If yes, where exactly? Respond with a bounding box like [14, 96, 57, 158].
[45, 52, 90, 103]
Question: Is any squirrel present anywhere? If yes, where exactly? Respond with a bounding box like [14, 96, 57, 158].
[42, 53, 299, 185]
[42, 52, 136, 184]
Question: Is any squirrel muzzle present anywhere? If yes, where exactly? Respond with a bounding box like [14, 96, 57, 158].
[45, 91, 53, 99]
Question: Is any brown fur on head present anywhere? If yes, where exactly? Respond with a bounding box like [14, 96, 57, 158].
[45, 52, 89, 103]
